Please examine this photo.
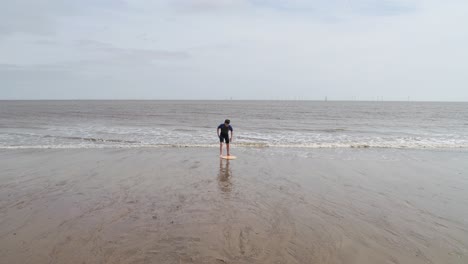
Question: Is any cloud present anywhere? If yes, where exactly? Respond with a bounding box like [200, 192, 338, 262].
[0, 0, 127, 36]
[171, 0, 248, 11]
[0, 0, 419, 38]
[170, 0, 418, 16]
[75, 40, 189, 61]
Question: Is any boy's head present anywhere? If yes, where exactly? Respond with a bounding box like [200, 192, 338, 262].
[224, 119, 230, 125]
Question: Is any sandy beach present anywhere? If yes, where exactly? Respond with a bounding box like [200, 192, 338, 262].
[1, 147, 467, 264]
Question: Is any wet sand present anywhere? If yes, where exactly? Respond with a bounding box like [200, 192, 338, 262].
[1, 148, 467, 264]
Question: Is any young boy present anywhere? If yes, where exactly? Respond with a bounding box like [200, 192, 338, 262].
[217, 119, 233, 156]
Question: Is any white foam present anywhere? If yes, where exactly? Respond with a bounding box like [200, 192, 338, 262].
[2, 141, 468, 150]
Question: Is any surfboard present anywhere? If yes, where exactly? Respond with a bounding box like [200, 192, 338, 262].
[221, 155, 237, 160]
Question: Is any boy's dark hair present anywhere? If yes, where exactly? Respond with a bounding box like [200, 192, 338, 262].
[225, 119, 230, 124]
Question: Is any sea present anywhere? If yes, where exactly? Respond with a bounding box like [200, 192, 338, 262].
[1, 100, 467, 149]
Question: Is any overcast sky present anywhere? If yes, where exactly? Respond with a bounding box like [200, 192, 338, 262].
[1, 0, 467, 101]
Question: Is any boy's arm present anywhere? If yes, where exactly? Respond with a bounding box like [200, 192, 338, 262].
[217, 128, 220, 137]
[230, 130, 233, 141]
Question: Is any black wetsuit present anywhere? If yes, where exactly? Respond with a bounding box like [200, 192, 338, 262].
[218, 124, 233, 143]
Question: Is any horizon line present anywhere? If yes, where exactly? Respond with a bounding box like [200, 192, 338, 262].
[1, 99, 467, 103]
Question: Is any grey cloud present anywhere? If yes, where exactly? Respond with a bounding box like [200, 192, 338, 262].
[171, 0, 249, 12]
[0, 63, 68, 71]
[75, 40, 190, 61]
[0, 39, 190, 77]
[351, 0, 417, 16]
[0, 0, 127, 36]
[0, 0, 418, 39]
[169, 0, 417, 17]
[0, 60, 196, 100]
[28, 39, 61, 46]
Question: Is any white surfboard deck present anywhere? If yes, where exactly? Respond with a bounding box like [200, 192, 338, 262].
[220, 155, 237, 160]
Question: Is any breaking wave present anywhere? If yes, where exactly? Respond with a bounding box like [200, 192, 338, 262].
[2, 142, 468, 150]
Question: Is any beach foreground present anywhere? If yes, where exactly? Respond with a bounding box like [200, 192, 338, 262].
[1, 148, 467, 264]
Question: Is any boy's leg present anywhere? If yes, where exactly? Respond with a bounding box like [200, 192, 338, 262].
[220, 142, 223, 156]
[226, 143, 230, 156]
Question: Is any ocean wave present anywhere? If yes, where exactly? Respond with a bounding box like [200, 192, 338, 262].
[2, 142, 468, 150]
[43, 135, 141, 144]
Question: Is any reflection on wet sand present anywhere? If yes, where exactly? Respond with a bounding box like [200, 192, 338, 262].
[1, 148, 468, 264]
[218, 158, 232, 195]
